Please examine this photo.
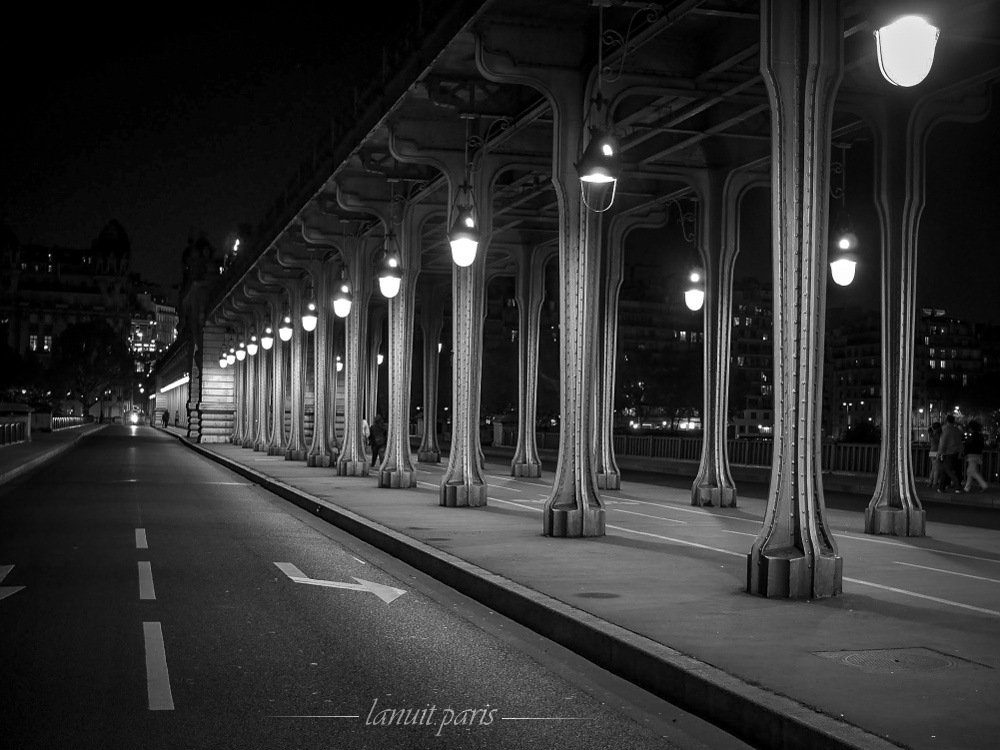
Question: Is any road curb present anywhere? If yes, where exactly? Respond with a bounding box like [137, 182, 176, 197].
[0, 425, 106, 486]
[178, 435, 904, 750]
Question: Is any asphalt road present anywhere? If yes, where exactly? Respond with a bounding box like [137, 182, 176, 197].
[0, 426, 750, 750]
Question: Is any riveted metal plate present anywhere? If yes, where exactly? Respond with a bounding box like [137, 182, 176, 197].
[814, 647, 957, 673]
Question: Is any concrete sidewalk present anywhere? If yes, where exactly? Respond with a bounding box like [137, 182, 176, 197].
[4, 426, 996, 750]
[171, 431, 999, 750]
[0, 423, 107, 486]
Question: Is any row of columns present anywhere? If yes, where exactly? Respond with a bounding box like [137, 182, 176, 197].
[192, 0, 993, 599]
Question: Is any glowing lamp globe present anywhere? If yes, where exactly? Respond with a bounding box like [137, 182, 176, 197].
[875, 16, 939, 87]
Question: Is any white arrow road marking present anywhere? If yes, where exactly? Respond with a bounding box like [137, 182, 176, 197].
[0, 565, 25, 602]
[274, 562, 406, 604]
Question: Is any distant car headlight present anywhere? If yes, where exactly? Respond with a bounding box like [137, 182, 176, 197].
[129, 413, 139, 424]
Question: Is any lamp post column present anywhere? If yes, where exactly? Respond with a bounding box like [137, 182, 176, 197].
[308, 257, 337, 467]
[243, 330, 256, 449]
[510, 245, 548, 479]
[595, 206, 669, 490]
[253, 324, 269, 451]
[692, 167, 763, 507]
[378, 204, 423, 489]
[864, 83, 991, 535]
[417, 282, 445, 463]
[367, 310, 385, 426]
[244, 285, 277, 452]
[285, 281, 307, 461]
[337, 238, 373, 476]
[478, 34, 606, 536]
[747, 0, 843, 598]
[440, 177, 490, 507]
[266, 291, 287, 456]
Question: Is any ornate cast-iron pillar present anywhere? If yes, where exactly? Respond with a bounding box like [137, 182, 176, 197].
[307, 255, 338, 467]
[252, 313, 270, 452]
[337, 236, 373, 477]
[692, 168, 764, 507]
[417, 281, 445, 462]
[864, 83, 993, 535]
[265, 287, 288, 456]
[747, 0, 843, 598]
[596, 206, 669, 490]
[244, 285, 278, 452]
[243, 329, 257, 449]
[284, 281, 307, 461]
[440, 176, 493, 507]
[221, 312, 245, 445]
[478, 33, 605, 537]
[378, 204, 425, 490]
[367, 309, 385, 425]
[510, 244, 549, 479]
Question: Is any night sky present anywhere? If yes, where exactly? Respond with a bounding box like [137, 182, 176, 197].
[4, 11, 998, 323]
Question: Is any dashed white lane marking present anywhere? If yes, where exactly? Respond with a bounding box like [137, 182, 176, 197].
[136, 529, 148, 549]
[138, 561, 156, 600]
[836, 532, 1000, 564]
[616, 495, 760, 523]
[610, 508, 687, 524]
[608, 525, 745, 557]
[895, 561, 1000, 584]
[843, 577, 1000, 617]
[143, 622, 175, 710]
[491, 497, 541, 512]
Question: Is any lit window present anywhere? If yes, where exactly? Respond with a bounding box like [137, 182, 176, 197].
[29, 334, 38, 351]
[43, 335, 52, 351]
[929, 360, 936, 369]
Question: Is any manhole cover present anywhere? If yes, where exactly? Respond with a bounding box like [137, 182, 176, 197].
[575, 592, 621, 599]
[814, 647, 956, 673]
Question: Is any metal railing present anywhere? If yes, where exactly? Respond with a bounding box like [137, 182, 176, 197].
[51, 416, 89, 431]
[1, 421, 27, 446]
[491, 429, 998, 482]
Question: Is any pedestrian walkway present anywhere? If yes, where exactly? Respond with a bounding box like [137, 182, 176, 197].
[0, 423, 106, 486]
[171, 432, 998, 750]
[4, 426, 997, 750]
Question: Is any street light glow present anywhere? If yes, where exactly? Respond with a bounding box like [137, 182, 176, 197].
[875, 16, 940, 87]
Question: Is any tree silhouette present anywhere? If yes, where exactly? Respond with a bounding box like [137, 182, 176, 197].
[50, 321, 133, 413]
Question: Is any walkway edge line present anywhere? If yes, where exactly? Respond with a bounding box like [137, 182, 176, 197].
[178, 436, 904, 750]
[0, 425, 106, 486]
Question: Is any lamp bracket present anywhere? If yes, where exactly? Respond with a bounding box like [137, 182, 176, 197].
[661, 196, 698, 244]
[598, 3, 662, 84]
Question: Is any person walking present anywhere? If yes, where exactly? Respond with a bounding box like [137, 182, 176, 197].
[963, 421, 989, 493]
[927, 421, 942, 487]
[937, 414, 964, 493]
[161, 410, 169, 428]
[368, 414, 387, 467]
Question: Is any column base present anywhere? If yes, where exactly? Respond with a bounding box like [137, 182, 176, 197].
[285, 449, 307, 461]
[418, 450, 441, 463]
[597, 472, 620, 490]
[378, 468, 417, 489]
[865, 506, 926, 537]
[440, 481, 488, 508]
[337, 460, 369, 477]
[692, 485, 737, 507]
[267, 444, 284, 456]
[511, 462, 542, 478]
[543, 506, 606, 538]
[307, 452, 334, 467]
[747, 547, 842, 598]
